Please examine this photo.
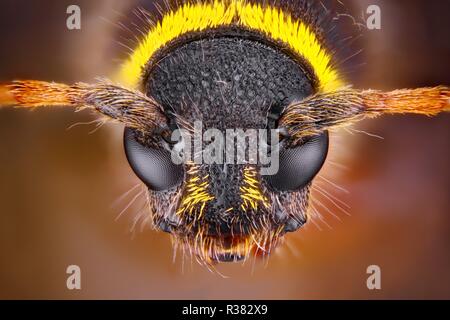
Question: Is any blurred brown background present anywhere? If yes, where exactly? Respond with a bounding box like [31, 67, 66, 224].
[0, 0, 449, 299]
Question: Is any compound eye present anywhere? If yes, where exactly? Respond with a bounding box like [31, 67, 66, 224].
[264, 131, 329, 191]
[123, 128, 183, 191]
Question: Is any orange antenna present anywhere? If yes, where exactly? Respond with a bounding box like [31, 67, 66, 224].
[280, 86, 449, 141]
